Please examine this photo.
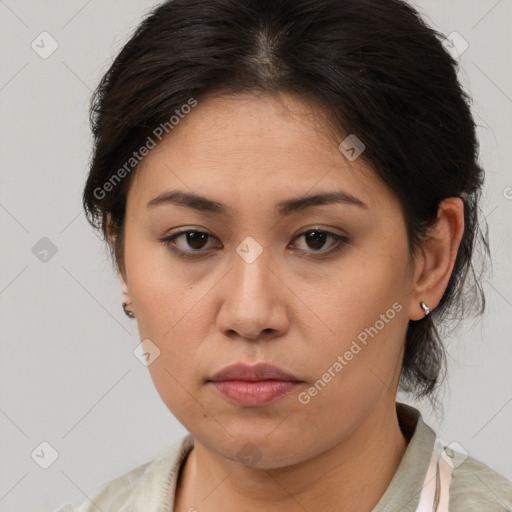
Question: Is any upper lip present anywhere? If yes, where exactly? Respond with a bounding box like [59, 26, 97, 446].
[208, 363, 301, 382]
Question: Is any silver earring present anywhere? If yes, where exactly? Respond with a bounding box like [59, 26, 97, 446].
[420, 301, 430, 317]
[122, 302, 135, 318]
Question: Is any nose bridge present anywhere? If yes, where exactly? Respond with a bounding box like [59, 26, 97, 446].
[217, 234, 287, 339]
[232, 234, 272, 302]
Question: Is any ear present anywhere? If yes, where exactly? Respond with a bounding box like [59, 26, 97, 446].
[106, 212, 116, 250]
[106, 213, 130, 298]
[408, 197, 465, 321]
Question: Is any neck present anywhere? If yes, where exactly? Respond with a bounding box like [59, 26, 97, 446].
[174, 399, 409, 512]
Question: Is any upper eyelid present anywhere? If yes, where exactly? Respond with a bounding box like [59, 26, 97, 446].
[162, 227, 349, 251]
[164, 226, 347, 239]
[161, 230, 349, 263]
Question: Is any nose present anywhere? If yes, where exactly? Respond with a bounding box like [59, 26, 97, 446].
[216, 244, 290, 342]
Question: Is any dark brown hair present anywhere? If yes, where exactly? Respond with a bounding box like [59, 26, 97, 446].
[83, 0, 489, 403]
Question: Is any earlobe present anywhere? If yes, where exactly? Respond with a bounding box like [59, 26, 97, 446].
[119, 273, 135, 318]
[107, 213, 135, 319]
[407, 197, 465, 321]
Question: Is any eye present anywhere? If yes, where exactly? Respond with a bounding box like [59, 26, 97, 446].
[291, 228, 350, 257]
[160, 229, 220, 258]
[160, 227, 350, 259]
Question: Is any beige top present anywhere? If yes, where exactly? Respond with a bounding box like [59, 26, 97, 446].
[54, 402, 512, 511]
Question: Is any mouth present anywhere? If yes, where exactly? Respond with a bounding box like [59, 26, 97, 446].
[207, 363, 303, 407]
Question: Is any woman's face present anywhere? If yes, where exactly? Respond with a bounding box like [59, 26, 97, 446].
[121, 92, 416, 468]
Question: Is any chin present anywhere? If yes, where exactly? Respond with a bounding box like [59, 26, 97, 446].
[193, 426, 317, 469]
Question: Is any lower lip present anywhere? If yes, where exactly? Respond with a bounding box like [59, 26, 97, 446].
[210, 380, 300, 407]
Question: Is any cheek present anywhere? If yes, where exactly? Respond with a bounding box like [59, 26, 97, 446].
[294, 287, 407, 444]
[123, 233, 207, 397]
[317, 251, 408, 347]
[125, 229, 200, 337]
[300, 242, 410, 398]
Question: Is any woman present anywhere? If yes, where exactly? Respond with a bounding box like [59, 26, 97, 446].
[57, 0, 512, 510]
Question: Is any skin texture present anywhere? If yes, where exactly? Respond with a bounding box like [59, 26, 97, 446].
[110, 91, 464, 511]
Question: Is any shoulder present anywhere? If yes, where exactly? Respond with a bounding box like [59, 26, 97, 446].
[390, 402, 512, 512]
[78, 461, 149, 512]
[52, 460, 151, 512]
[449, 452, 512, 511]
[52, 435, 193, 512]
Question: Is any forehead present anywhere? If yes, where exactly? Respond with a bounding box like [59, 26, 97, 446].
[127, 92, 389, 213]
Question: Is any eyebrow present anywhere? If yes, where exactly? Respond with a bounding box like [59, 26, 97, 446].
[146, 189, 367, 216]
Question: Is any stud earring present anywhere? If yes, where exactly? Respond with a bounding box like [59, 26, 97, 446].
[420, 301, 430, 317]
[122, 302, 135, 319]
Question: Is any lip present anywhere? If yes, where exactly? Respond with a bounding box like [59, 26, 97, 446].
[208, 363, 302, 407]
[209, 363, 300, 382]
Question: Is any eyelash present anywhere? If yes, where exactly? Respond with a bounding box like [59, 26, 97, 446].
[159, 228, 350, 260]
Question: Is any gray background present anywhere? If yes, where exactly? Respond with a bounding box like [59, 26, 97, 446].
[0, 0, 510, 510]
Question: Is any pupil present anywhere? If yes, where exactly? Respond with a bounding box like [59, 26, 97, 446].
[188, 232, 208, 249]
[306, 231, 326, 250]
